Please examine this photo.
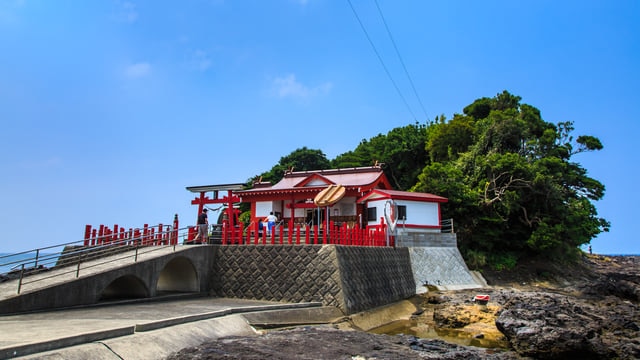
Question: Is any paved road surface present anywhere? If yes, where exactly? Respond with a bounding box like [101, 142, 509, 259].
[0, 296, 324, 359]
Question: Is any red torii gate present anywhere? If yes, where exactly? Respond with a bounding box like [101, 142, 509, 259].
[186, 183, 245, 231]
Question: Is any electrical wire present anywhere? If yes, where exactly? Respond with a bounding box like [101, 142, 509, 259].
[374, 0, 430, 122]
[346, 0, 417, 121]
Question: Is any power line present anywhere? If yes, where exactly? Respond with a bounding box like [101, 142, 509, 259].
[346, 0, 417, 121]
[374, 0, 430, 122]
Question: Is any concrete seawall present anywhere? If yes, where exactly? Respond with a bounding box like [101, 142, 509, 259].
[211, 245, 416, 315]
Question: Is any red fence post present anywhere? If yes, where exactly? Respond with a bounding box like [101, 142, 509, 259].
[252, 222, 258, 245]
[172, 214, 179, 245]
[111, 225, 117, 244]
[222, 221, 228, 245]
[270, 226, 275, 245]
[322, 221, 327, 245]
[288, 219, 294, 244]
[84, 225, 91, 246]
[98, 225, 105, 245]
[313, 225, 319, 245]
[141, 224, 148, 246]
[187, 226, 195, 243]
[149, 228, 155, 245]
[305, 224, 310, 245]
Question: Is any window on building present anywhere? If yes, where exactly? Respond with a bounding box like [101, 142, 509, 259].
[397, 205, 407, 221]
[367, 207, 377, 221]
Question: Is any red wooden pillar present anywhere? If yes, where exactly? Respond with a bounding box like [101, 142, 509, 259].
[98, 225, 105, 245]
[305, 224, 310, 245]
[142, 224, 149, 246]
[252, 222, 258, 245]
[288, 218, 294, 244]
[187, 226, 196, 243]
[225, 190, 235, 245]
[312, 225, 318, 245]
[270, 226, 275, 245]
[84, 225, 91, 246]
[113, 224, 119, 243]
[171, 214, 179, 245]
[196, 191, 206, 219]
[222, 221, 228, 245]
[296, 223, 301, 245]
[133, 228, 140, 245]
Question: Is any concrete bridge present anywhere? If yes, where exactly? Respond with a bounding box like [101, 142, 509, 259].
[0, 245, 217, 315]
[1, 240, 483, 316]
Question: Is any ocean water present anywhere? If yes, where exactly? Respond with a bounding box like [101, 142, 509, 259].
[0, 252, 60, 274]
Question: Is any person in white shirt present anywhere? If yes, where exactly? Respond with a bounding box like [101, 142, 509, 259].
[265, 212, 277, 233]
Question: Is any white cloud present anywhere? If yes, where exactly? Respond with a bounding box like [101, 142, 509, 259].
[115, 1, 138, 23]
[124, 62, 151, 78]
[271, 74, 332, 99]
[189, 50, 212, 71]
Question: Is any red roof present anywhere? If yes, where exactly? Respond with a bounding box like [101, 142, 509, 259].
[236, 166, 391, 199]
[357, 189, 448, 203]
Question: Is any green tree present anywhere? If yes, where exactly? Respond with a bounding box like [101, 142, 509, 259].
[333, 122, 428, 190]
[252, 147, 331, 185]
[414, 91, 608, 260]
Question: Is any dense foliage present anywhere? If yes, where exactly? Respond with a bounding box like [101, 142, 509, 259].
[249, 147, 331, 186]
[251, 91, 609, 263]
[412, 91, 608, 262]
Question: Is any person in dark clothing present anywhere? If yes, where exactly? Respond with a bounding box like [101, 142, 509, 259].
[194, 208, 208, 243]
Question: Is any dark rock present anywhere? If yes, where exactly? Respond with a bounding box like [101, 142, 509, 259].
[496, 291, 631, 359]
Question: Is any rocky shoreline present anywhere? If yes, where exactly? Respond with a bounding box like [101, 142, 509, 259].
[167, 255, 639, 359]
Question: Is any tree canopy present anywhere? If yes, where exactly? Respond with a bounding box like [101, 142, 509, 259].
[250, 146, 331, 186]
[250, 91, 608, 264]
[413, 91, 608, 262]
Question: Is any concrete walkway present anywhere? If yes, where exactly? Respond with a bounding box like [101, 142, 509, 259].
[0, 297, 331, 359]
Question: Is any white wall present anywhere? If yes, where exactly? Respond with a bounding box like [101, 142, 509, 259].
[366, 199, 439, 227]
[255, 201, 274, 217]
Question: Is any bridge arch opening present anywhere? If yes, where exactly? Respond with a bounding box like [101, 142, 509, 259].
[99, 275, 149, 301]
[157, 256, 199, 293]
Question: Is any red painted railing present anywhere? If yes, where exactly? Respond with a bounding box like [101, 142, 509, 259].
[83, 214, 180, 246]
[83, 215, 394, 248]
[185, 220, 393, 247]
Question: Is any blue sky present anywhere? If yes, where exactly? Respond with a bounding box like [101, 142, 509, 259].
[0, 0, 638, 254]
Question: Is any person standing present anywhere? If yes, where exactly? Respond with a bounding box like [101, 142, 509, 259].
[194, 208, 209, 243]
[265, 211, 277, 234]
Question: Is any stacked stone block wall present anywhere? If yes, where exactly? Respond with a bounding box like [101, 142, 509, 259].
[395, 232, 457, 247]
[210, 245, 415, 315]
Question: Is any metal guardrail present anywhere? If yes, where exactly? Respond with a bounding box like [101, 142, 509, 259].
[440, 218, 454, 233]
[1, 225, 193, 294]
[3, 219, 456, 294]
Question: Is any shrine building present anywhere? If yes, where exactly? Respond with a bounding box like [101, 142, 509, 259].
[186, 165, 448, 241]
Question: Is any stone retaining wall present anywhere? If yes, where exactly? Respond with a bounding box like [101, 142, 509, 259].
[210, 245, 416, 315]
[395, 232, 457, 247]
